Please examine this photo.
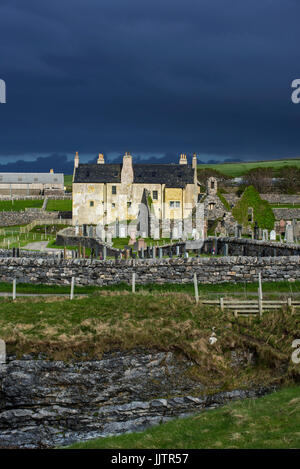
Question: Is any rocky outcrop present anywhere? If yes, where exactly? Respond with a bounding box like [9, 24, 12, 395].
[0, 350, 272, 448]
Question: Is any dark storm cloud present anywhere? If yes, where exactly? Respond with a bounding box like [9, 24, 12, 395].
[1, 0, 300, 165]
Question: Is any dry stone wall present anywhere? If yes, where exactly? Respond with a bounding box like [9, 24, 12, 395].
[0, 254, 300, 285]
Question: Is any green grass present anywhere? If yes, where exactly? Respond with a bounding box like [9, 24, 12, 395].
[0, 280, 300, 296]
[112, 237, 179, 250]
[0, 290, 298, 380]
[66, 385, 300, 449]
[46, 199, 72, 211]
[64, 175, 73, 192]
[0, 199, 43, 211]
[198, 159, 300, 178]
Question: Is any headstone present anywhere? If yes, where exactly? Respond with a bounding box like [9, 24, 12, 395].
[223, 243, 228, 256]
[286, 224, 294, 244]
[159, 247, 163, 259]
[154, 228, 160, 240]
[106, 232, 112, 244]
[254, 221, 259, 240]
[0, 339, 6, 364]
[83, 224, 87, 237]
[262, 229, 268, 241]
[128, 229, 137, 245]
[270, 230, 276, 241]
[176, 245, 180, 256]
[120, 225, 127, 238]
[89, 225, 93, 237]
[172, 227, 178, 240]
[75, 221, 79, 236]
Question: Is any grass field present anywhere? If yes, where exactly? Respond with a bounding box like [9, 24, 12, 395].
[1, 279, 300, 296]
[0, 291, 298, 388]
[0, 199, 43, 211]
[66, 385, 300, 449]
[46, 199, 72, 211]
[64, 175, 73, 192]
[198, 159, 300, 178]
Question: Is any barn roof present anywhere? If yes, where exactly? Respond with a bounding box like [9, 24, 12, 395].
[0, 172, 64, 185]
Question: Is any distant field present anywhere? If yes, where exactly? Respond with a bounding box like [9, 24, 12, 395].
[46, 199, 72, 211]
[0, 199, 43, 212]
[198, 159, 300, 177]
[64, 175, 73, 192]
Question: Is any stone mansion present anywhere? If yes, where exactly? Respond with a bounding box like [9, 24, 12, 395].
[72, 152, 201, 234]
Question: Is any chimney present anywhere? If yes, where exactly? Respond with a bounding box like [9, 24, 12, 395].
[50, 168, 54, 174]
[179, 153, 187, 165]
[97, 153, 105, 164]
[74, 151, 79, 169]
[73, 151, 79, 182]
[192, 153, 197, 169]
[121, 152, 134, 184]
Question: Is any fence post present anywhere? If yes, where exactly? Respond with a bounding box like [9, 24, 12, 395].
[220, 297, 224, 312]
[287, 297, 292, 308]
[12, 278, 16, 301]
[70, 277, 75, 300]
[258, 272, 263, 300]
[258, 296, 263, 317]
[132, 272, 136, 293]
[193, 273, 199, 304]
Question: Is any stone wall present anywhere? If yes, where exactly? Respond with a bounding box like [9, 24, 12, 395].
[204, 237, 300, 257]
[272, 208, 300, 220]
[0, 350, 272, 448]
[224, 193, 300, 206]
[0, 254, 300, 285]
[0, 210, 59, 227]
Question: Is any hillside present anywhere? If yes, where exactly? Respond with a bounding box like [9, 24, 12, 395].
[198, 159, 300, 178]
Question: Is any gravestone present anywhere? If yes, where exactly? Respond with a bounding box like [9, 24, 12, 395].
[75, 222, 79, 236]
[154, 228, 160, 240]
[286, 224, 294, 244]
[270, 230, 276, 241]
[254, 221, 259, 240]
[119, 225, 127, 238]
[106, 232, 112, 244]
[0, 339, 6, 364]
[262, 229, 268, 241]
[172, 227, 178, 240]
[88, 225, 93, 238]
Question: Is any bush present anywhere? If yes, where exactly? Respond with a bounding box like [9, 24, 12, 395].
[232, 186, 275, 230]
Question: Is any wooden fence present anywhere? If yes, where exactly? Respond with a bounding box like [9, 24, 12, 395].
[202, 298, 300, 317]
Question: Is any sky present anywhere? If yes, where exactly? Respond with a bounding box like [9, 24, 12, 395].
[0, 0, 300, 172]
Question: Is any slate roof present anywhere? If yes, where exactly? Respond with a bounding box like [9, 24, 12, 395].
[74, 164, 194, 188]
[0, 172, 64, 185]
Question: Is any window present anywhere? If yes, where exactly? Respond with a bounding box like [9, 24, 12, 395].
[211, 181, 215, 189]
[112, 203, 115, 208]
[127, 202, 131, 208]
[90, 201, 94, 207]
[153, 190, 158, 200]
[208, 203, 215, 210]
[112, 186, 117, 194]
[169, 201, 180, 208]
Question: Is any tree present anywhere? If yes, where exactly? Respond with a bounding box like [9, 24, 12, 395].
[277, 166, 300, 194]
[242, 167, 274, 193]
